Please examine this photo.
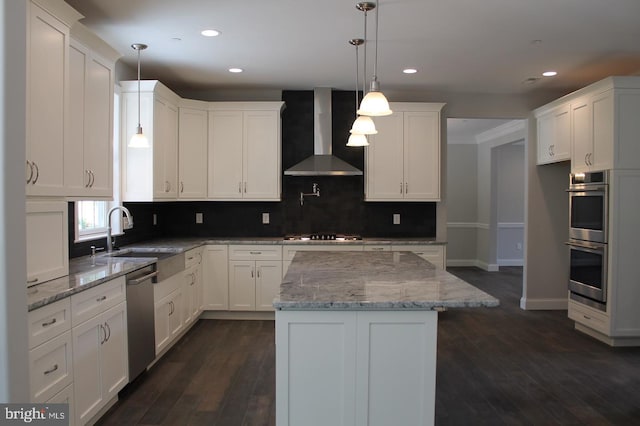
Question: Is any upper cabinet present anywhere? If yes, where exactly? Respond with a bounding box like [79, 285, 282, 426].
[536, 77, 640, 172]
[178, 100, 208, 199]
[26, 0, 81, 197]
[121, 80, 181, 201]
[66, 24, 120, 199]
[366, 103, 444, 202]
[208, 103, 284, 201]
[535, 103, 570, 165]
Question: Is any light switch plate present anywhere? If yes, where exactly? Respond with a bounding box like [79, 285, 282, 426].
[393, 214, 401, 225]
[195, 212, 203, 224]
[262, 213, 270, 224]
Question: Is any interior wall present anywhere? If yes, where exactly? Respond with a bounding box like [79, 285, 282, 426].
[496, 143, 525, 265]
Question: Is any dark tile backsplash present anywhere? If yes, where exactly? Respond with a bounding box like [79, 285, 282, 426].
[70, 90, 436, 258]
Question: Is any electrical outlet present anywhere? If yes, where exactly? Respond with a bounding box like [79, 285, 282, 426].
[262, 213, 270, 224]
[393, 214, 401, 225]
[195, 212, 203, 224]
[153, 213, 157, 226]
[517, 242, 522, 250]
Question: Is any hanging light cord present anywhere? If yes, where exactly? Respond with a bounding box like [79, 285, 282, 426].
[373, 0, 379, 83]
[354, 43, 360, 118]
[136, 47, 142, 129]
[363, 8, 368, 95]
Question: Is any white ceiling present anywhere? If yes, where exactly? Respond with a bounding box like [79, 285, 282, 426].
[64, 0, 640, 98]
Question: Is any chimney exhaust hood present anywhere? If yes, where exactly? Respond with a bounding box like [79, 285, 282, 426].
[284, 88, 363, 176]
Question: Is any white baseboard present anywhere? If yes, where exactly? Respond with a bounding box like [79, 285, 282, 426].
[446, 259, 499, 271]
[519, 297, 568, 310]
[498, 258, 524, 266]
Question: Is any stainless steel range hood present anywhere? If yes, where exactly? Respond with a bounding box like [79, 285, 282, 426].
[284, 88, 363, 176]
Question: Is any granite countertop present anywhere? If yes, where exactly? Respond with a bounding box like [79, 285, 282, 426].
[28, 237, 446, 311]
[274, 251, 499, 310]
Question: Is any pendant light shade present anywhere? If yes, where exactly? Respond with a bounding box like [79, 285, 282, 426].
[128, 43, 149, 148]
[350, 115, 377, 134]
[346, 133, 369, 147]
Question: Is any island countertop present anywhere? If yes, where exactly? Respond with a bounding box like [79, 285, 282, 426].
[273, 251, 499, 310]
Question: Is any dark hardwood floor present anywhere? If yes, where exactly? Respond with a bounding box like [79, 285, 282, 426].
[97, 267, 640, 425]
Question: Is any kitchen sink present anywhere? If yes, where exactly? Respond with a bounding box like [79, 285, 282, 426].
[108, 249, 185, 281]
[108, 250, 177, 260]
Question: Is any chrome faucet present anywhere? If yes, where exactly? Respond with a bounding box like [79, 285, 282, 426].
[107, 206, 133, 253]
[300, 183, 320, 206]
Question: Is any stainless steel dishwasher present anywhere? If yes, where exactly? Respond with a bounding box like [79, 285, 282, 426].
[125, 264, 158, 382]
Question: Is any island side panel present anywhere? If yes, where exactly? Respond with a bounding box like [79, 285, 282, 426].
[275, 310, 438, 426]
[275, 311, 357, 426]
[355, 311, 438, 426]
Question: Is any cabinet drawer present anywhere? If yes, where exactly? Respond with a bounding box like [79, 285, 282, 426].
[154, 270, 183, 303]
[71, 276, 125, 326]
[185, 247, 203, 269]
[229, 245, 282, 261]
[29, 330, 73, 403]
[392, 245, 445, 269]
[568, 299, 610, 335]
[28, 298, 71, 349]
[283, 245, 363, 261]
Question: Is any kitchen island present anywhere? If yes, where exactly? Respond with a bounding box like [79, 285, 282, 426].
[273, 251, 499, 426]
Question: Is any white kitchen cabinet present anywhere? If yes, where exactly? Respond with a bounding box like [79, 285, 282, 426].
[153, 271, 185, 355]
[183, 247, 204, 325]
[48, 384, 75, 426]
[26, 1, 81, 197]
[178, 101, 208, 199]
[72, 301, 128, 425]
[203, 245, 229, 310]
[66, 24, 119, 198]
[26, 201, 69, 286]
[391, 244, 446, 269]
[121, 80, 180, 201]
[536, 103, 570, 165]
[276, 310, 437, 426]
[366, 103, 444, 201]
[208, 103, 284, 201]
[282, 244, 363, 277]
[228, 245, 283, 311]
[28, 297, 74, 404]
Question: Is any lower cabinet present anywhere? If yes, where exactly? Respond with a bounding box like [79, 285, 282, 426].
[275, 310, 437, 426]
[228, 245, 282, 312]
[72, 301, 128, 425]
[391, 244, 446, 269]
[154, 287, 184, 356]
[183, 261, 203, 326]
[204, 245, 229, 310]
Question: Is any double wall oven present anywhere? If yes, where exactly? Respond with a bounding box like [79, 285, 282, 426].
[567, 171, 608, 311]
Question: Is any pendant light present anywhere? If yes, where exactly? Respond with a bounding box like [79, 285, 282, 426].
[349, 4, 377, 137]
[357, 1, 392, 117]
[128, 43, 149, 148]
[347, 38, 370, 147]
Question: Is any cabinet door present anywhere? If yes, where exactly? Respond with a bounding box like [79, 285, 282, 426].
[72, 315, 103, 424]
[66, 42, 87, 194]
[591, 91, 614, 171]
[403, 111, 440, 201]
[571, 97, 592, 173]
[154, 297, 171, 355]
[26, 201, 69, 285]
[84, 55, 113, 197]
[552, 104, 571, 161]
[366, 114, 404, 200]
[153, 98, 178, 199]
[208, 111, 244, 199]
[255, 260, 283, 311]
[101, 303, 128, 401]
[26, 2, 68, 196]
[244, 110, 281, 200]
[29, 330, 73, 403]
[182, 267, 197, 325]
[168, 290, 184, 339]
[204, 246, 229, 310]
[536, 111, 554, 164]
[164, 103, 179, 197]
[229, 260, 256, 310]
[178, 107, 208, 199]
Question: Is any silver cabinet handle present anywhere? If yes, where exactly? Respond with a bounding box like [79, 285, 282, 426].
[588, 153, 593, 165]
[405, 182, 408, 194]
[105, 322, 111, 342]
[190, 273, 196, 285]
[169, 301, 174, 316]
[257, 268, 261, 278]
[238, 182, 242, 193]
[27, 277, 39, 284]
[585, 153, 589, 166]
[251, 268, 254, 278]
[96, 295, 107, 302]
[249, 251, 262, 255]
[85, 170, 90, 187]
[90, 171, 95, 187]
[400, 182, 403, 194]
[32, 161, 39, 184]
[42, 318, 57, 327]
[100, 324, 106, 344]
[371, 247, 384, 251]
[244, 181, 247, 193]
[129, 270, 158, 285]
[180, 181, 184, 193]
[43, 364, 59, 375]
[26, 161, 34, 184]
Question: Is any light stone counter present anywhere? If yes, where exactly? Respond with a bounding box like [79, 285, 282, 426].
[274, 251, 498, 310]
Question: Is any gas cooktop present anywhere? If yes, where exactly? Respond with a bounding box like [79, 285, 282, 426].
[284, 233, 362, 241]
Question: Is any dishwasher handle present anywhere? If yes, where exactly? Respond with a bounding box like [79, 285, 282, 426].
[128, 270, 158, 285]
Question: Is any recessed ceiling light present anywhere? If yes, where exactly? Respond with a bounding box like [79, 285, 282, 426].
[228, 68, 243, 73]
[403, 68, 418, 74]
[542, 71, 558, 77]
[201, 29, 220, 37]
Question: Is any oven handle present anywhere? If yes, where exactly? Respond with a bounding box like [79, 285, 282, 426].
[566, 185, 607, 193]
[565, 241, 606, 252]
